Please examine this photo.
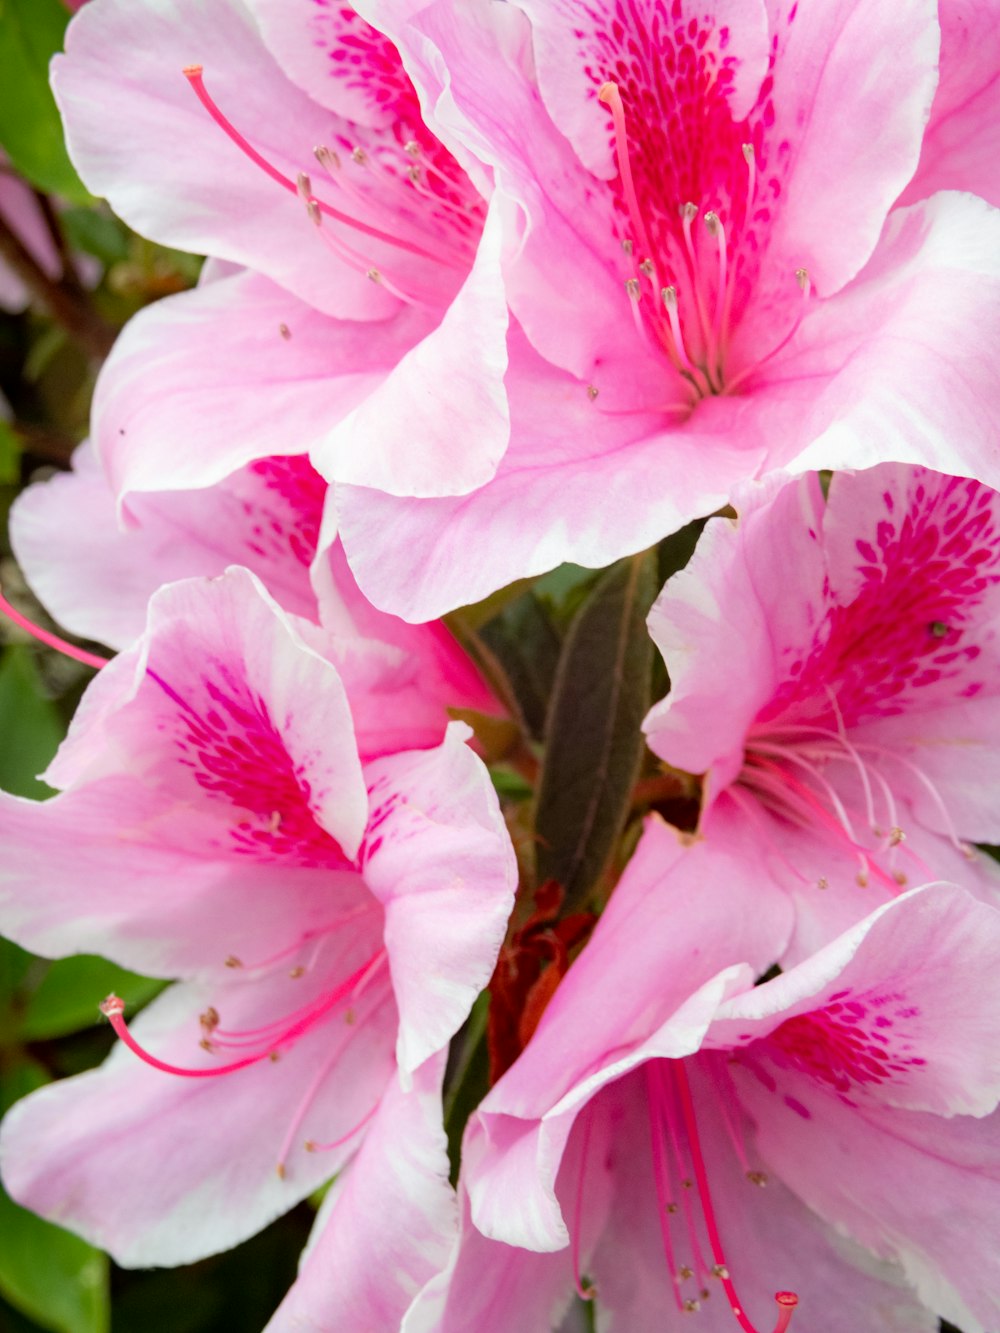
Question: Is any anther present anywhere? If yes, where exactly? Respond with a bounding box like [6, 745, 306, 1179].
[306, 199, 321, 226]
[200, 1007, 220, 1031]
[278, 323, 291, 340]
[367, 268, 382, 284]
[313, 144, 340, 171]
[683, 1299, 701, 1313]
[296, 172, 312, 202]
[746, 1170, 768, 1187]
[679, 1266, 694, 1280]
[795, 267, 809, 293]
[351, 147, 368, 165]
[893, 871, 908, 885]
[587, 385, 600, 401]
[816, 877, 829, 890]
[276, 1162, 286, 1179]
[680, 202, 698, 221]
[404, 140, 421, 157]
[622, 238, 634, 255]
[929, 621, 949, 638]
[703, 212, 721, 237]
[856, 871, 869, 887]
[225, 955, 243, 968]
[639, 258, 655, 278]
[711, 1264, 730, 1280]
[199, 1038, 213, 1051]
[888, 827, 905, 846]
[289, 966, 306, 979]
[681, 1178, 694, 1190]
[741, 145, 754, 164]
[626, 277, 641, 299]
[666, 1202, 679, 1214]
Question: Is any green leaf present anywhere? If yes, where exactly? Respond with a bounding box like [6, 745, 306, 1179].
[0, 0, 89, 201]
[534, 551, 658, 910]
[478, 593, 562, 741]
[443, 989, 490, 1183]
[0, 419, 21, 485]
[0, 646, 64, 798]
[18, 954, 165, 1041]
[59, 207, 128, 266]
[0, 1063, 110, 1333]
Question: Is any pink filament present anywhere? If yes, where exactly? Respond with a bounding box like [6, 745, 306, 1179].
[0, 589, 108, 670]
[182, 66, 447, 266]
[670, 1061, 797, 1333]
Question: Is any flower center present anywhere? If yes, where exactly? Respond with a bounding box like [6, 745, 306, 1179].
[597, 80, 807, 405]
[183, 63, 482, 306]
[735, 708, 973, 895]
[100, 936, 388, 1178]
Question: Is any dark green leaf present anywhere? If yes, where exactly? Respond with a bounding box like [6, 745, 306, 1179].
[478, 593, 562, 741]
[443, 989, 490, 1183]
[535, 551, 658, 910]
[0, 646, 63, 798]
[0, 0, 89, 202]
[59, 207, 128, 267]
[18, 955, 165, 1042]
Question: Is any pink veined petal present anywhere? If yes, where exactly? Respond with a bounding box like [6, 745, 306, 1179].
[53, 0, 396, 319]
[711, 883, 1000, 1119]
[0, 970, 397, 1267]
[361, 723, 516, 1076]
[267, 1053, 456, 1332]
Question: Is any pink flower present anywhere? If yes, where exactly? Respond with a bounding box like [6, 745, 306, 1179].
[0, 568, 515, 1318]
[51, 0, 510, 510]
[644, 463, 1000, 957]
[334, 0, 1000, 620]
[9, 441, 497, 744]
[411, 818, 1000, 1332]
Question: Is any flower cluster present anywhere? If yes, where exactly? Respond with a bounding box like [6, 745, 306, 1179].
[2, 1, 1000, 1329]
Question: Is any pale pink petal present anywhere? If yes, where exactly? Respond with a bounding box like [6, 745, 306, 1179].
[11, 444, 325, 647]
[91, 270, 429, 501]
[712, 884, 1000, 1118]
[0, 167, 61, 311]
[267, 1054, 455, 1331]
[308, 194, 509, 498]
[0, 778, 370, 976]
[54, 0, 393, 318]
[0, 971, 397, 1267]
[899, 0, 1000, 208]
[737, 1069, 1000, 1331]
[361, 723, 516, 1075]
[644, 474, 828, 793]
[770, 192, 1000, 485]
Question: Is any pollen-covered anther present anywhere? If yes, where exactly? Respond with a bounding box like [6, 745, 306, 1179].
[351, 146, 368, 165]
[857, 870, 869, 887]
[99, 993, 126, 1020]
[622, 238, 634, 255]
[683, 1298, 701, 1313]
[404, 139, 421, 157]
[200, 1007, 220, 1032]
[288, 965, 306, 979]
[295, 171, 312, 202]
[278, 323, 291, 340]
[894, 871, 908, 886]
[746, 1170, 768, 1187]
[678, 1265, 694, 1280]
[199, 1038, 214, 1052]
[306, 198, 321, 227]
[626, 277, 641, 299]
[680, 201, 698, 221]
[795, 267, 810, 292]
[741, 144, 754, 163]
[275, 1162, 286, 1179]
[587, 384, 600, 401]
[225, 955, 243, 968]
[665, 1201, 679, 1214]
[367, 268, 382, 284]
[313, 144, 340, 171]
[888, 826, 905, 846]
[639, 258, 655, 278]
[710, 1264, 730, 1280]
[703, 211, 721, 238]
[817, 876, 829, 890]
[681, 1177, 694, 1190]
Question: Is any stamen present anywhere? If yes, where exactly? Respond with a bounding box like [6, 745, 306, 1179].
[0, 586, 108, 670]
[182, 66, 449, 266]
[645, 1065, 688, 1314]
[703, 212, 728, 366]
[598, 82, 657, 274]
[671, 1062, 798, 1333]
[100, 995, 270, 1078]
[741, 144, 757, 217]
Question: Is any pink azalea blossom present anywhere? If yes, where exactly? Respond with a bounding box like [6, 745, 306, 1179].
[0, 568, 516, 1321]
[9, 440, 497, 741]
[411, 816, 1000, 1332]
[51, 0, 510, 509]
[644, 463, 1000, 957]
[333, 0, 1000, 620]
